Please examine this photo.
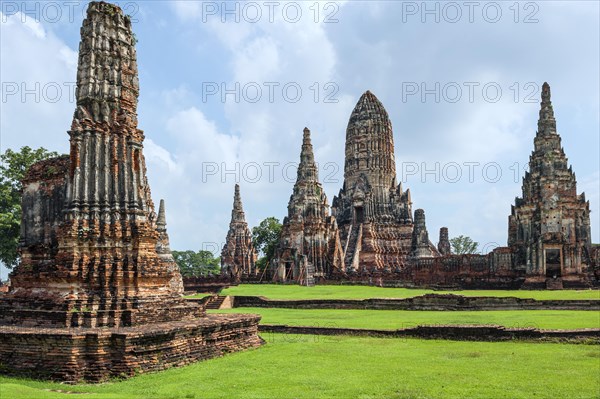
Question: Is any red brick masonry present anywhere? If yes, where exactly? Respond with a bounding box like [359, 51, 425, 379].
[0, 314, 262, 383]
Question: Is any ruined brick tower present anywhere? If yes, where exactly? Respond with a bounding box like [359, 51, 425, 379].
[0, 2, 261, 381]
[273, 128, 344, 284]
[508, 82, 593, 289]
[332, 91, 413, 273]
[4, 1, 196, 328]
[411, 209, 438, 258]
[221, 184, 258, 279]
[437, 227, 451, 255]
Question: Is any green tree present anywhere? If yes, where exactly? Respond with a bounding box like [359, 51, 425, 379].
[449, 235, 479, 255]
[0, 146, 60, 269]
[252, 217, 282, 269]
[171, 250, 221, 277]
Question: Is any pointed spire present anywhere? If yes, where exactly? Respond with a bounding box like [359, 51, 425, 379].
[222, 183, 257, 277]
[297, 127, 318, 183]
[157, 199, 167, 229]
[537, 82, 557, 136]
[231, 184, 246, 223]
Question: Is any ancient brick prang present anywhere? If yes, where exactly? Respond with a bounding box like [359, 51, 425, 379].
[332, 91, 414, 273]
[2, 1, 198, 329]
[508, 82, 593, 289]
[0, 2, 261, 381]
[273, 128, 344, 285]
[221, 184, 258, 279]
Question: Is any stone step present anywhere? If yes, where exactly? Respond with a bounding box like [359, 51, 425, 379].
[344, 225, 361, 268]
[205, 295, 227, 310]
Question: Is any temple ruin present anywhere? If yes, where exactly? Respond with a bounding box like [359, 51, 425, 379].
[0, 2, 261, 382]
[273, 128, 344, 285]
[331, 91, 416, 273]
[221, 184, 258, 280]
[211, 85, 596, 289]
[509, 83, 593, 289]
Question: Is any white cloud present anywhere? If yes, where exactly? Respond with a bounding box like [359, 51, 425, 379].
[0, 11, 77, 154]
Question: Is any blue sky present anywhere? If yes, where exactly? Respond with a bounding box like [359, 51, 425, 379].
[1, 1, 599, 279]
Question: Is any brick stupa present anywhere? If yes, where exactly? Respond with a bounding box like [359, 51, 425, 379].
[0, 2, 261, 382]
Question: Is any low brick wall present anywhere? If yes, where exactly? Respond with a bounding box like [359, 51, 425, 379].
[0, 314, 262, 383]
[233, 294, 600, 311]
[259, 324, 600, 342]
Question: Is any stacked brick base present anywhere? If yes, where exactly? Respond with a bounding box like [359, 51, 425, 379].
[0, 314, 262, 383]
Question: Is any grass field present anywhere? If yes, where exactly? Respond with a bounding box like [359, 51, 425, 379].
[1, 335, 598, 399]
[216, 284, 600, 301]
[210, 308, 600, 330]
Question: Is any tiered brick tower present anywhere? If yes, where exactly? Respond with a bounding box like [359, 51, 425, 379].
[221, 184, 258, 279]
[508, 83, 593, 289]
[0, 2, 261, 382]
[273, 128, 344, 284]
[3, 0, 195, 329]
[332, 91, 414, 273]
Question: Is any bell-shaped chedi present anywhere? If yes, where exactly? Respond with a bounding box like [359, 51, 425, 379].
[508, 83, 593, 289]
[273, 128, 344, 285]
[221, 184, 258, 279]
[332, 91, 413, 273]
[0, 2, 261, 382]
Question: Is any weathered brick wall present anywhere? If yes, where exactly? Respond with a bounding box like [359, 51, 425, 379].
[232, 294, 600, 311]
[0, 314, 262, 383]
[259, 324, 600, 342]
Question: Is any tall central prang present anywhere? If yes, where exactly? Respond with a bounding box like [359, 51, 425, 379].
[332, 91, 432, 273]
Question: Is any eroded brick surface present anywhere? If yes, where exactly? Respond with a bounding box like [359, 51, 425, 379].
[273, 128, 344, 285]
[0, 1, 261, 381]
[331, 91, 438, 275]
[257, 85, 596, 288]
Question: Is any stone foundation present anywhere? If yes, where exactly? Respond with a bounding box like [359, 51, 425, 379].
[260, 324, 600, 343]
[0, 314, 262, 383]
[233, 294, 600, 311]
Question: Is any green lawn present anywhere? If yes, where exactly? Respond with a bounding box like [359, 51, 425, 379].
[1, 335, 598, 399]
[220, 284, 600, 300]
[211, 308, 600, 330]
